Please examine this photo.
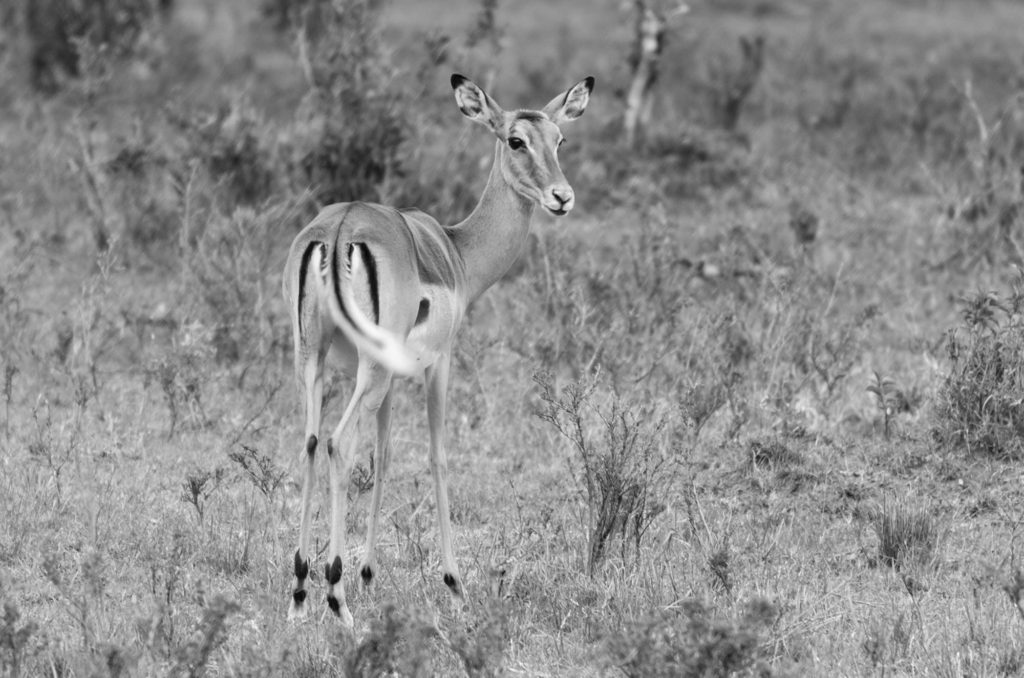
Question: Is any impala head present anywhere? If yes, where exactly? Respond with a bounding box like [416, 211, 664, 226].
[451, 73, 594, 216]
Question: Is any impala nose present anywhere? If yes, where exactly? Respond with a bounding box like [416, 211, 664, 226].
[546, 186, 575, 215]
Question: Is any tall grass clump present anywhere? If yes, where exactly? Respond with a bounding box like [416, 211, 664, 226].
[934, 284, 1024, 458]
[536, 373, 675, 575]
[870, 495, 940, 572]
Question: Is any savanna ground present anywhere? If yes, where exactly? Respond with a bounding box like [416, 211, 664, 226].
[1, 0, 1024, 675]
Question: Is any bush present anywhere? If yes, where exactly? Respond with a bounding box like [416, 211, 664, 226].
[82, 120, 180, 259]
[0, 591, 40, 678]
[447, 600, 510, 678]
[289, 0, 410, 205]
[19, 0, 168, 92]
[344, 604, 437, 678]
[536, 373, 675, 575]
[934, 285, 1024, 457]
[170, 97, 279, 207]
[603, 599, 779, 678]
[941, 89, 1024, 272]
[146, 329, 212, 439]
[181, 200, 301, 366]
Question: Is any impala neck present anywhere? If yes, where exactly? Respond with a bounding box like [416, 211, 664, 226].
[449, 140, 535, 304]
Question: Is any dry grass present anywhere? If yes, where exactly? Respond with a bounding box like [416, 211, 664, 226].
[2, 0, 1024, 675]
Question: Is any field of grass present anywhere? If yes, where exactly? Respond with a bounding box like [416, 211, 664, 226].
[2, 0, 1024, 675]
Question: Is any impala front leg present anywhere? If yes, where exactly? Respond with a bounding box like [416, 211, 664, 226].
[425, 354, 463, 599]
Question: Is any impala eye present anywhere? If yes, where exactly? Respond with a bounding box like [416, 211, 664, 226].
[507, 137, 525, 151]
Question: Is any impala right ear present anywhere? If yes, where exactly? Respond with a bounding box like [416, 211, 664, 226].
[451, 74, 504, 132]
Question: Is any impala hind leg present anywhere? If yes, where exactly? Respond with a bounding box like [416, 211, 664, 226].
[425, 354, 464, 600]
[360, 387, 394, 588]
[288, 357, 323, 620]
[323, 375, 368, 628]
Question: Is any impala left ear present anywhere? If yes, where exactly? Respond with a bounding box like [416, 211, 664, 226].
[542, 76, 594, 124]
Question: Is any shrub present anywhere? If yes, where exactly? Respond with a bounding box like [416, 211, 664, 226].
[935, 285, 1024, 458]
[867, 371, 909, 440]
[603, 598, 779, 678]
[228, 445, 287, 501]
[344, 604, 437, 678]
[289, 0, 410, 205]
[536, 373, 675, 575]
[180, 466, 227, 526]
[181, 200, 301, 366]
[447, 600, 510, 678]
[145, 329, 212, 438]
[19, 0, 168, 92]
[940, 87, 1024, 271]
[0, 592, 40, 678]
[170, 97, 279, 207]
[93, 123, 180, 259]
[169, 596, 241, 678]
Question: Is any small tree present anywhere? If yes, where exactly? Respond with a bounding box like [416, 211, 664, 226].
[623, 1, 689, 147]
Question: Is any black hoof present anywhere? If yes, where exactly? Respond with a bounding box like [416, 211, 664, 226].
[305, 434, 318, 456]
[360, 565, 374, 584]
[326, 595, 340, 615]
[292, 589, 307, 604]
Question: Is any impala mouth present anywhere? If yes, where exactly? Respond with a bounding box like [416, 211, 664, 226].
[545, 205, 569, 216]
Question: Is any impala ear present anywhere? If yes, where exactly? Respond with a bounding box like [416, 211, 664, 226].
[542, 76, 594, 124]
[451, 74, 505, 132]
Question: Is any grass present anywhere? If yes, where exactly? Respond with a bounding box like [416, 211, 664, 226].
[2, 0, 1024, 675]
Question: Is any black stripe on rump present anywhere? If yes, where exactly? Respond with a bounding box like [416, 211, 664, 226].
[296, 241, 321, 334]
[332, 245, 360, 331]
[355, 242, 380, 324]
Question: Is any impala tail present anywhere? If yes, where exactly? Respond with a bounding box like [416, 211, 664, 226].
[321, 241, 420, 376]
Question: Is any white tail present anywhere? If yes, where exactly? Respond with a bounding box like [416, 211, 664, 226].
[320, 244, 419, 376]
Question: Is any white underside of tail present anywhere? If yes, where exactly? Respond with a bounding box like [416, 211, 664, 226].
[318, 244, 420, 377]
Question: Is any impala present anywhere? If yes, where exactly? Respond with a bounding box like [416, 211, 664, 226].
[282, 73, 593, 625]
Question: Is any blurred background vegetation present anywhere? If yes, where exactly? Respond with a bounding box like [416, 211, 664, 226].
[0, 0, 1023, 675]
